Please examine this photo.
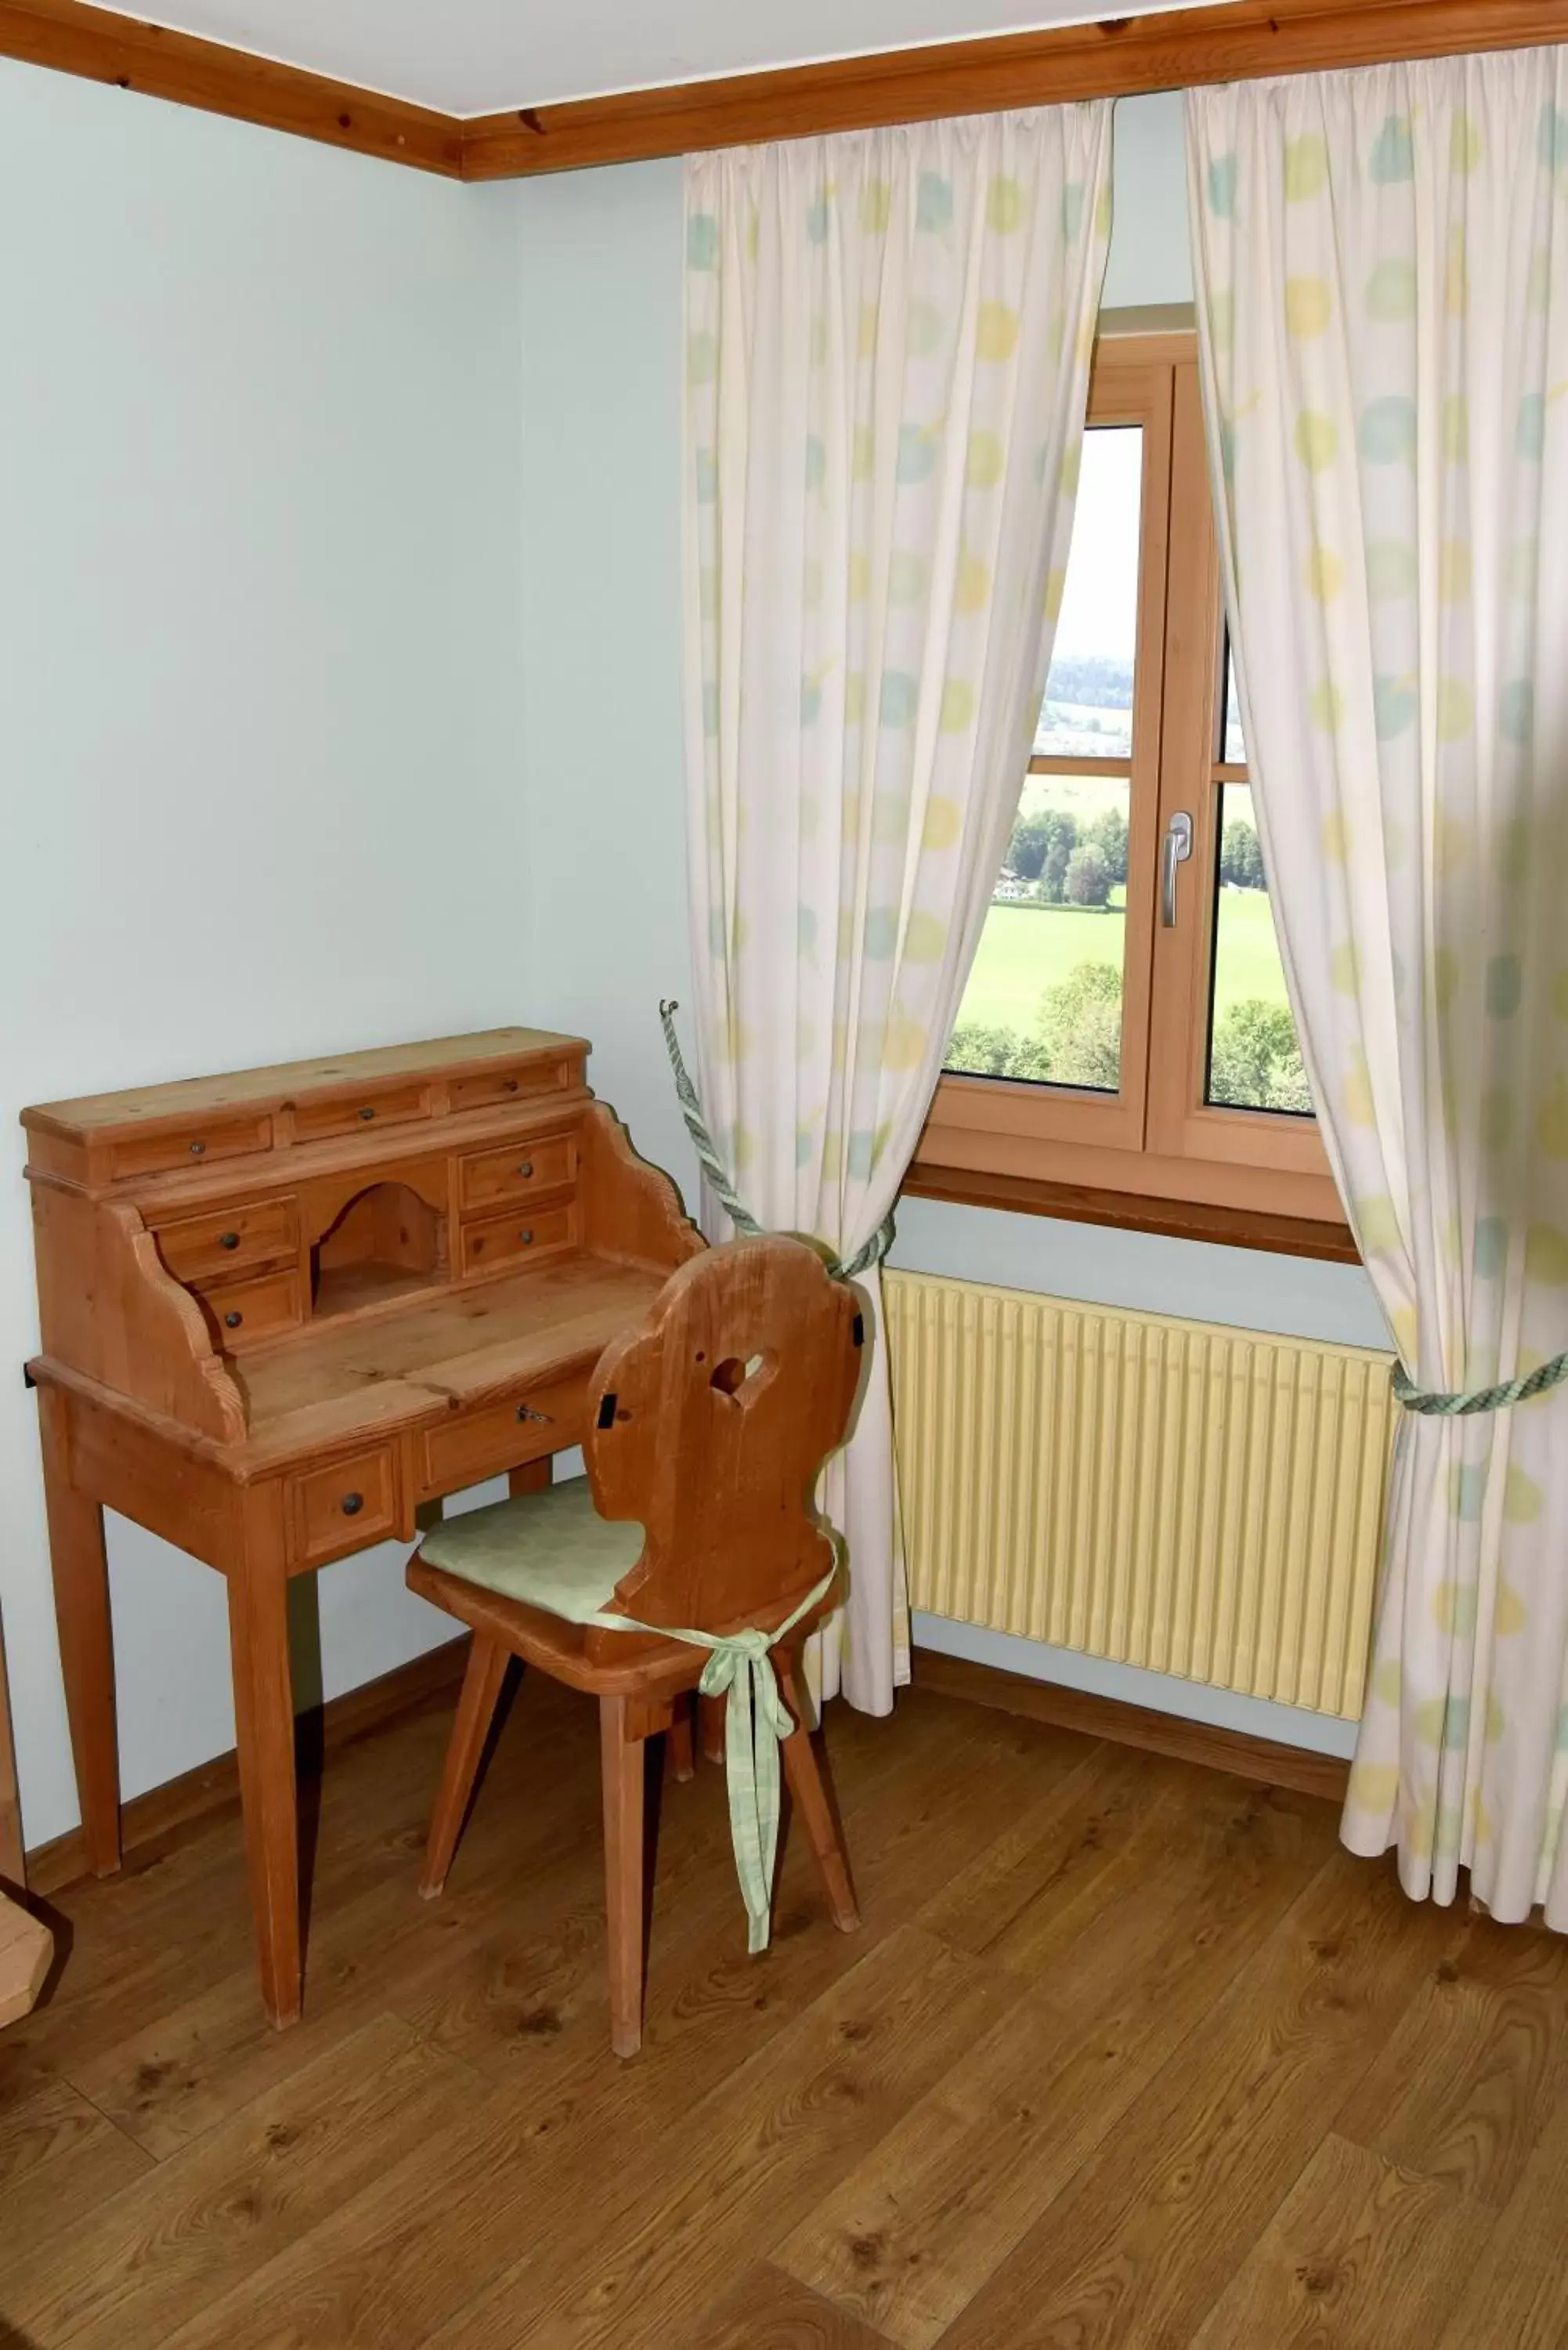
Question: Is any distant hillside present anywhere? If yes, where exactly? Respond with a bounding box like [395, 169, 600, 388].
[1045, 654, 1133, 710]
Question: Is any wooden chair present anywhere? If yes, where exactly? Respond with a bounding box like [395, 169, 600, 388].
[406, 1234, 865, 2055]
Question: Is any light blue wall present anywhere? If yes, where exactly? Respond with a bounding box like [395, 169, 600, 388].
[0, 65, 527, 1847]
[1103, 89, 1194, 309]
[2, 81, 1374, 1853]
[511, 99, 1386, 1751]
[515, 157, 699, 1206]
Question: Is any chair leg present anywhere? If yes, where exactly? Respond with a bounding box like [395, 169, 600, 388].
[419, 1634, 510, 1900]
[667, 1693, 695, 1784]
[699, 1692, 727, 1766]
[600, 1695, 649, 2059]
[775, 1651, 860, 1933]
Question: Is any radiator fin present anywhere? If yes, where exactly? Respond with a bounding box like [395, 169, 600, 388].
[886, 1271, 1394, 1720]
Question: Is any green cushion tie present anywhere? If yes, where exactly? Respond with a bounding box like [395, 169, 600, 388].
[587, 1563, 837, 1953]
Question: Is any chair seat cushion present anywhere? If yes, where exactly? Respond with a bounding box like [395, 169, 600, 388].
[416, 1479, 644, 1624]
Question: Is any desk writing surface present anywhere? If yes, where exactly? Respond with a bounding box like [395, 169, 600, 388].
[233, 1254, 669, 1467]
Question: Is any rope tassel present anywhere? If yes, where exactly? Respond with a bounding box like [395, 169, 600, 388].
[658, 999, 894, 1282]
[1393, 1354, 1568, 1416]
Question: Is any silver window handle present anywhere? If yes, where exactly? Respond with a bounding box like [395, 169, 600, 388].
[1162, 812, 1193, 927]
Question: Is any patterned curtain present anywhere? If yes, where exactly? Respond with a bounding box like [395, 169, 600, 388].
[1187, 47, 1568, 1925]
[683, 109, 1112, 1712]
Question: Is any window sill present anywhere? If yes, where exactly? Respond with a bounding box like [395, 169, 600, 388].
[901, 1161, 1360, 1265]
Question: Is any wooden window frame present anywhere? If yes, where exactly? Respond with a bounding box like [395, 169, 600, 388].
[911, 330, 1351, 1251]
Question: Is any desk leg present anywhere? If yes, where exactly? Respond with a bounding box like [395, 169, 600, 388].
[508, 1459, 551, 1500]
[230, 1486, 300, 2030]
[38, 1388, 121, 1878]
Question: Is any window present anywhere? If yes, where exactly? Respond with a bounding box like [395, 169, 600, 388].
[914, 333, 1346, 1242]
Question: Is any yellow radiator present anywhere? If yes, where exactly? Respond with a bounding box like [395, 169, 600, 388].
[886, 1271, 1396, 1719]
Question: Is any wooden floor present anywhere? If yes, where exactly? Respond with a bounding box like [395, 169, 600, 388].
[4, 1670, 1567, 2350]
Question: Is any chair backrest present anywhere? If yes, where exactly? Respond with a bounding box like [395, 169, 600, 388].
[582, 1235, 864, 1644]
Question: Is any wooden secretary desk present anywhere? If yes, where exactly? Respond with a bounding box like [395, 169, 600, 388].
[22, 1028, 700, 2026]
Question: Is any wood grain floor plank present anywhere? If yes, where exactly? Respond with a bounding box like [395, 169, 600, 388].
[54, 1672, 608, 2153]
[0, 2071, 153, 2285]
[778, 1772, 1337, 2347]
[442, 1928, 1022, 2350]
[1436, 2088, 1568, 2348]
[916, 1736, 1164, 1971]
[688, 2261, 896, 2348]
[394, 1693, 1069, 2079]
[13, 1702, 463, 2077]
[0, 2013, 479, 2349]
[1189, 2131, 1496, 2348]
[139, 1705, 1042, 2350]
[934, 1853, 1462, 2350]
[60, 1721, 597, 2156]
[152, 1928, 1016, 2350]
[1333, 1912, 1568, 2206]
[7, 1680, 1545, 2350]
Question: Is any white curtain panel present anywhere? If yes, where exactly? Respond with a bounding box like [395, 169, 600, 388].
[683, 107, 1112, 1712]
[1187, 48, 1568, 1925]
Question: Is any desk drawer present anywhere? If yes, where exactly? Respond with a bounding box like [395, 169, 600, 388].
[420, 1375, 584, 1495]
[449, 1059, 570, 1115]
[459, 1136, 576, 1213]
[157, 1196, 298, 1284]
[109, 1115, 273, 1183]
[287, 1446, 399, 1567]
[193, 1268, 303, 1348]
[459, 1203, 576, 1278]
[291, 1082, 432, 1146]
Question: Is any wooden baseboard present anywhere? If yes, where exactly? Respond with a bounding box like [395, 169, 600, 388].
[22, 1631, 1350, 1895]
[23, 1636, 470, 1898]
[916, 1648, 1353, 1806]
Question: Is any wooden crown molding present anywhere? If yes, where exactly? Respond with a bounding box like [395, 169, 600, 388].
[0, 0, 1562, 181]
[459, 0, 1568, 178]
[0, 0, 462, 174]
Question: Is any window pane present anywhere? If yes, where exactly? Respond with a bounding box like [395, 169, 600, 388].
[1222, 643, 1246, 764]
[1206, 781, 1310, 1115]
[945, 772, 1130, 1093]
[1034, 428, 1142, 762]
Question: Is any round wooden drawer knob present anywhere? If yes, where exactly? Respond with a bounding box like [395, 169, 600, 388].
[341, 1492, 364, 1517]
[224, 1310, 244, 1329]
[357, 1106, 376, 1122]
[518, 1161, 534, 1179]
[190, 1140, 207, 1155]
[219, 1231, 240, 1250]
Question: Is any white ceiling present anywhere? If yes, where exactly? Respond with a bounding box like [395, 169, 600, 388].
[113, 0, 1230, 118]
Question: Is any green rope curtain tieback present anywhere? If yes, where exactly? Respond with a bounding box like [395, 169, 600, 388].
[1393, 1351, 1568, 1416]
[659, 1000, 895, 1282]
[587, 1564, 838, 1952]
